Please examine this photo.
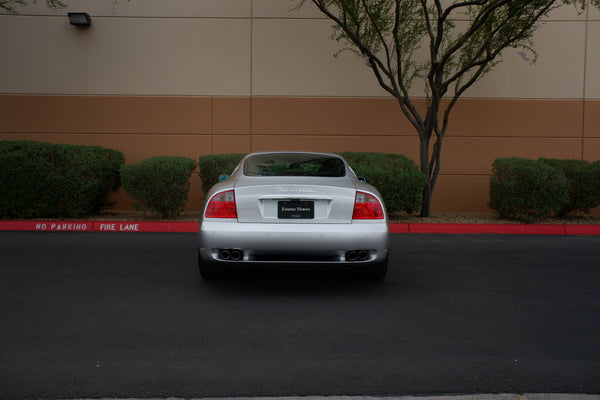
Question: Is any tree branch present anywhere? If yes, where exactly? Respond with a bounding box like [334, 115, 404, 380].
[439, 0, 512, 68]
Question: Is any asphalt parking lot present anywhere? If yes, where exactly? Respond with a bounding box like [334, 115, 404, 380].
[0, 232, 599, 400]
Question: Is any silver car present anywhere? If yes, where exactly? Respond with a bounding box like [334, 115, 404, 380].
[197, 152, 389, 279]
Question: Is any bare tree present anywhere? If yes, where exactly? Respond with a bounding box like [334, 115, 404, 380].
[296, 0, 599, 217]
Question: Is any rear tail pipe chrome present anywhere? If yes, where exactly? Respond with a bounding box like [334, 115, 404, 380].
[230, 249, 243, 261]
[346, 250, 370, 262]
[219, 249, 244, 261]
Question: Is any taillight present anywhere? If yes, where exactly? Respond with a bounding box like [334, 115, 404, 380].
[353, 191, 384, 220]
[205, 190, 237, 218]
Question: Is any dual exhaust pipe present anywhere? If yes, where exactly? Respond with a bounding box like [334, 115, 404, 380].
[219, 249, 244, 261]
[219, 249, 369, 262]
[345, 250, 370, 262]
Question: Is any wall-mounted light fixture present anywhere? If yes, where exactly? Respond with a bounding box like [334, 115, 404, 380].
[68, 12, 91, 27]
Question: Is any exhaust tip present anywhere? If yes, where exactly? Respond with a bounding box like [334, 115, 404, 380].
[346, 250, 370, 262]
[219, 249, 244, 261]
[230, 250, 243, 261]
[220, 249, 231, 260]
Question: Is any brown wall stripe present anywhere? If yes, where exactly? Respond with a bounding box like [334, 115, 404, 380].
[1, 94, 599, 213]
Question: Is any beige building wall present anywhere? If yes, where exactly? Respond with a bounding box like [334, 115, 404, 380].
[1, 0, 599, 213]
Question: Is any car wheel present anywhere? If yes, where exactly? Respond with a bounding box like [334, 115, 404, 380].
[197, 246, 227, 280]
[357, 255, 388, 280]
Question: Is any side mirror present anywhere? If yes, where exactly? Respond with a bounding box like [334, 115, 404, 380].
[358, 177, 367, 183]
[218, 174, 231, 182]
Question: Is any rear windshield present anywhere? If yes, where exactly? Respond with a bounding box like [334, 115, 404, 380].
[244, 153, 346, 177]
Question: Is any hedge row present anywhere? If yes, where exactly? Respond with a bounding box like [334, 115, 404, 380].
[0, 141, 124, 218]
[197, 153, 245, 193]
[5, 141, 597, 221]
[339, 152, 426, 214]
[2, 143, 425, 219]
[197, 152, 426, 214]
[121, 156, 196, 218]
[0, 141, 197, 219]
[489, 157, 600, 221]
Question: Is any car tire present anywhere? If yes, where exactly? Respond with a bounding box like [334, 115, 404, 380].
[197, 246, 227, 280]
[357, 255, 388, 280]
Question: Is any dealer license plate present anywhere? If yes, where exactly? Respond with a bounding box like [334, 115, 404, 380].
[278, 200, 314, 219]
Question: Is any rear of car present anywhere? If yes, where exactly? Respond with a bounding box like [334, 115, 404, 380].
[197, 152, 389, 279]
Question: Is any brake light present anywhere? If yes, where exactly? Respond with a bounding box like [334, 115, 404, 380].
[205, 190, 237, 218]
[353, 191, 384, 220]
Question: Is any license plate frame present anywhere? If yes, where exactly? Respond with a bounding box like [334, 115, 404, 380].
[278, 200, 314, 219]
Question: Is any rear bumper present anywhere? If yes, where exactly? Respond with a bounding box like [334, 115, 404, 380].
[198, 220, 388, 265]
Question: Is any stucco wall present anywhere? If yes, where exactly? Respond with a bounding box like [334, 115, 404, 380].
[1, 0, 599, 212]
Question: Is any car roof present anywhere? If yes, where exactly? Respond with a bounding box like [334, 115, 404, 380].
[242, 151, 343, 158]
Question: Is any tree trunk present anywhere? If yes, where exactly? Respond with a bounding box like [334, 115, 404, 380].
[420, 181, 432, 217]
[418, 90, 444, 218]
[419, 135, 432, 217]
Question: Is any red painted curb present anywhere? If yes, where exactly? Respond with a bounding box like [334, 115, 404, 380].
[0, 221, 94, 232]
[0, 221, 197, 233]
[92, 221, 198, 233]
[407, 223, 567, 235]
[389, 223, 410, 233]
[564, 225, 600, 236]
[1, 221, 599, 235]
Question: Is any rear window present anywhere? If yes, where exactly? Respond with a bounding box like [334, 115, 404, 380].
[244, 153, 346, 177]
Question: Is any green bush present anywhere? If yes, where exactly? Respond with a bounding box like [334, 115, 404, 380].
[489, 157, 569, 221]
[0, 140, 124, 219]
[540, 158, 600, 216]
[120, 156, 196, 218]
[339, 152, 426, 214]
[197, 153, 245, 193]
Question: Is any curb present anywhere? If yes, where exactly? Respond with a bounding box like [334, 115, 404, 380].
[0, 220, 197, 233]
[1, 220, 600, 235]
[389, 223, 600, 235]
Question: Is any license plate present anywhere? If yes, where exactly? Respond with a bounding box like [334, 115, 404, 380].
[278, 200, 314, 219]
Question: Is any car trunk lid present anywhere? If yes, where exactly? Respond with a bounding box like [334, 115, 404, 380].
[234, 176, 356, 224]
